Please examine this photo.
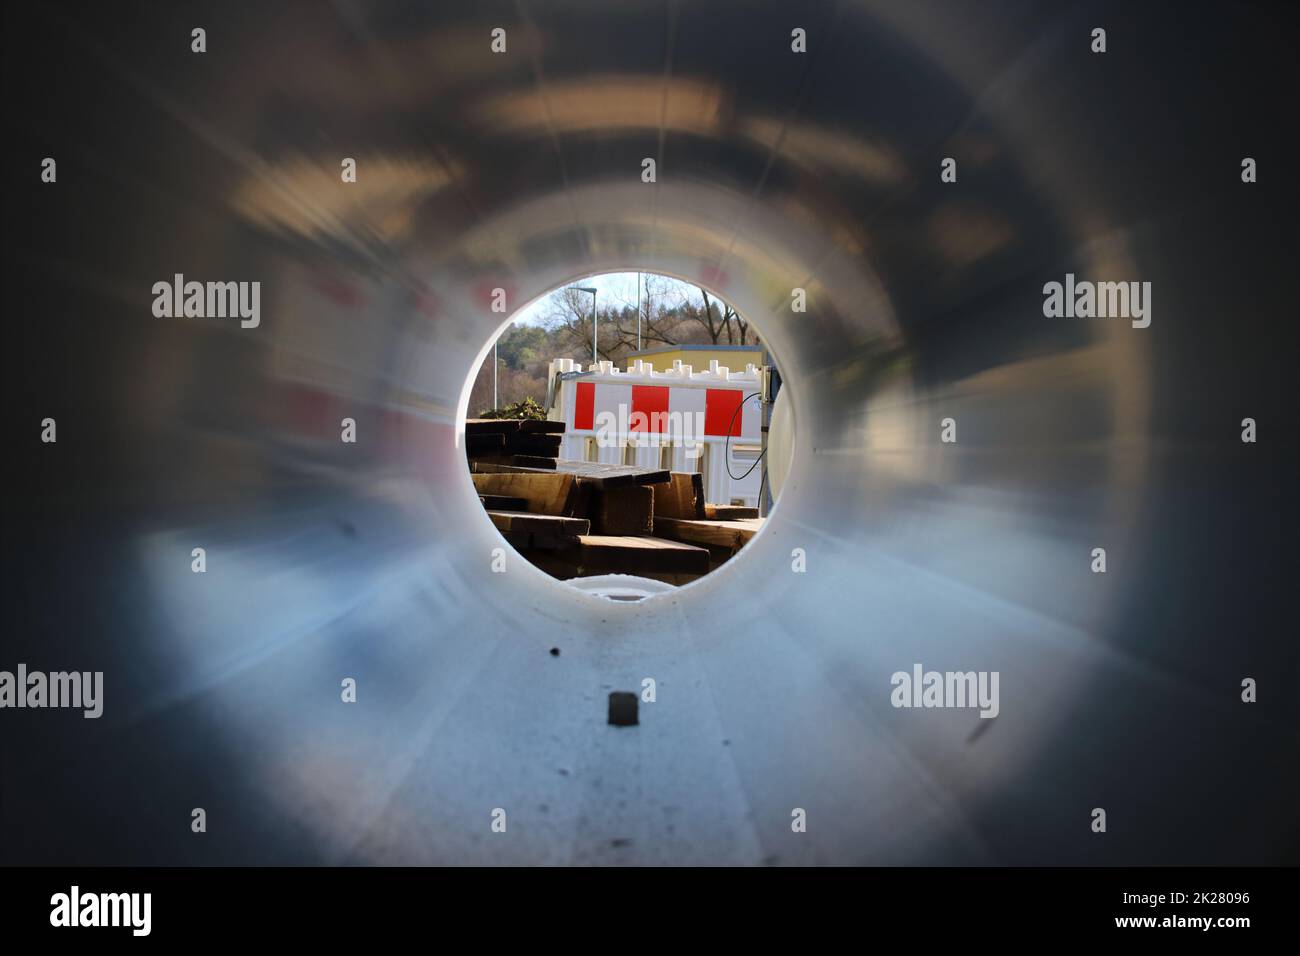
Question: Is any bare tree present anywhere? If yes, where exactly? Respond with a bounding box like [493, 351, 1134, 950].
[687, 286, 750, 345]
[541, 283, 681, 363]
[540, 286, 604, 360]
[632, 274, 681, 348]
[728, 300, 751, 345]
[531, 277, 761, 367]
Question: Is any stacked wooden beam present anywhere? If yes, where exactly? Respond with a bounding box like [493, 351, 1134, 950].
[465, 418, 567, 470]
[469, 453, 766, 585]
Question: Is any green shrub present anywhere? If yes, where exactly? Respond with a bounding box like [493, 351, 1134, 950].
[476, 396, 546, 421]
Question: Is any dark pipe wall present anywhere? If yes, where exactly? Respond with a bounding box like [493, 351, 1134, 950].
[2, 1, 1295, 865]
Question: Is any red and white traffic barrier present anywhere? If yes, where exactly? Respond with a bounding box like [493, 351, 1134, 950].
[547, 357, 764, 506]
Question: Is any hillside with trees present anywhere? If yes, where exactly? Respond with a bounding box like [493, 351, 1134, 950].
[470, 275, 764, 416]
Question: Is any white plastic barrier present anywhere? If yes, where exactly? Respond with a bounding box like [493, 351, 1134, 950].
[546, 357, 764, 506]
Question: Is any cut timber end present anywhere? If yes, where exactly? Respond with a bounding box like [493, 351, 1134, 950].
[472, 471, 577, 515]
[650, 472, 705, 519]
[591, 485, 654, 535]
[704, 504, 759, 520]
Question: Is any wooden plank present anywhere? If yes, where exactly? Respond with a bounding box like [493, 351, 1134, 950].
[508, 454, 558, 470]
[467, 418, 564, 437]
[478, 494, 528, 511]
[652, 516, 763, 552]
[465, 418, 523, 435]
[473, 459, 668, 487]
[649, 472, 705, 519]
[704, 504, 759, 520]
[487, 510, 589, 536]
[554, 459, 670, 487]
[550, 534, 710, 576]
[500, 530, 581, 552]
[471, 453, 558, 470]
[465, 433, 506, 454]
[504, 433, 563, 456]
[591, 485, 654, 535]
[472, 472, 576, 515]
[470, 461, 538, 475]
[526, 533, 580, 551]
[519, 419, 567, 434]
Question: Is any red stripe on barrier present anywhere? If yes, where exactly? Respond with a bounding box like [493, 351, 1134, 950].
[705, 388, 744, 437]
[631, 385, 670, 433]
[574, 381, 595, 430]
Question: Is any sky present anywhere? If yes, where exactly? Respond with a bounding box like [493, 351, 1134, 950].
[511, 271, 699, 326]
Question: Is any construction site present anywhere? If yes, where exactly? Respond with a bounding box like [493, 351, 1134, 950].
[465, 331, 787, 591]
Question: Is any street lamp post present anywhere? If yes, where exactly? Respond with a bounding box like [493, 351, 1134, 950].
[577, 286, 598, 364]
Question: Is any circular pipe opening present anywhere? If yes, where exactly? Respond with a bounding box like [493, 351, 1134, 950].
[457, 271, 794, 599]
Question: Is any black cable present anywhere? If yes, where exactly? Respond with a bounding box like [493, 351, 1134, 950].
[724, 392, 766, 481]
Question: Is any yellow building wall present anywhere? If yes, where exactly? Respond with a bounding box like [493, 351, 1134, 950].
[627, 348, 764, 373]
